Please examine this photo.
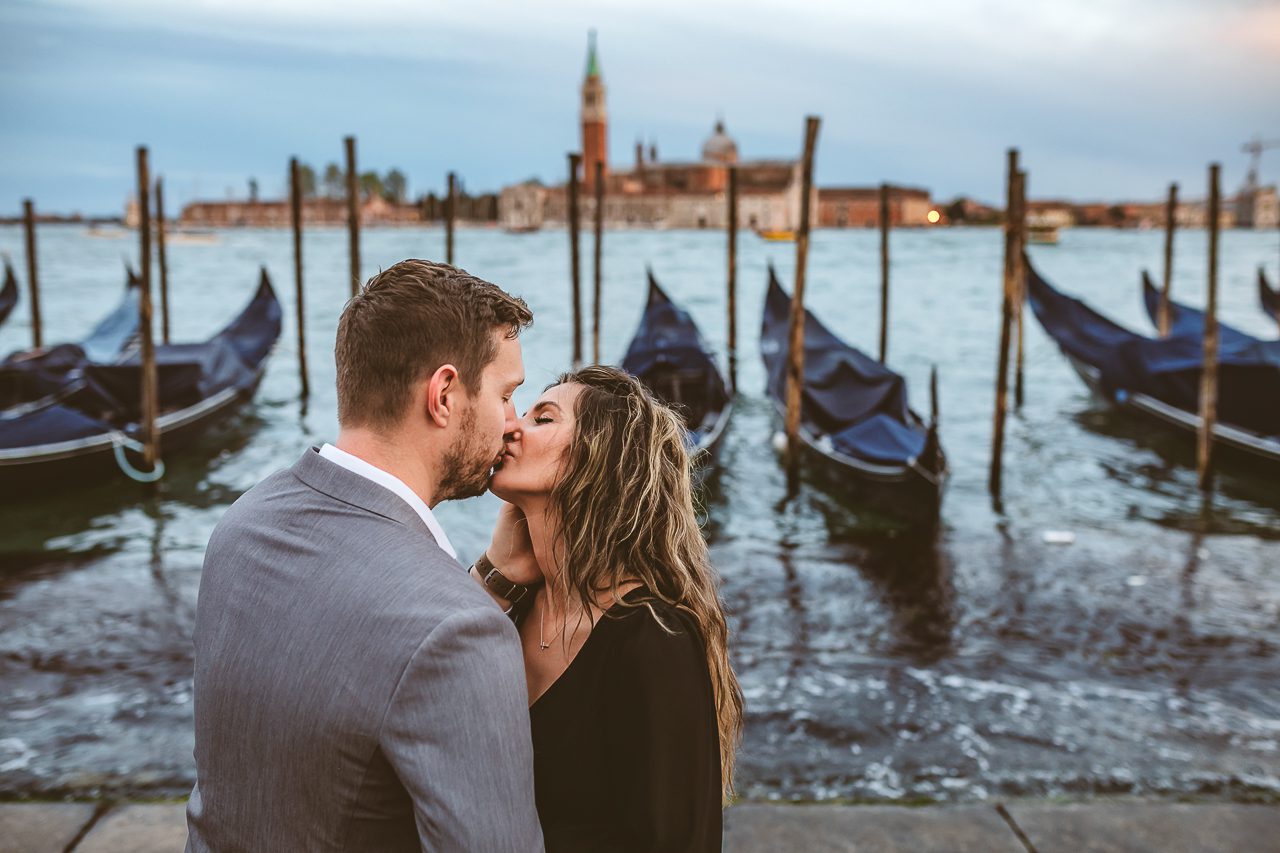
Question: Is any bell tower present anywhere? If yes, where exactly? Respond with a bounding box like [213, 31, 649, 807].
[580, 30, 607, 191]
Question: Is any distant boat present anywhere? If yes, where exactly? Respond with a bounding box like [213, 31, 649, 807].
[86, 224, 130, 239]
[1260, 267, 1279, 326]
[1026, 224, 1060, 245]
[1140, 270, 1264, 344]
[620, 270, 731, 476]
[0, 260, 17, 327]
[0, 268, 282, 493]
[1027, 255, 1280, 469]
[759, 265, 946, 525]
[755, 228, 796, 242]
[168, 229, 219, 246]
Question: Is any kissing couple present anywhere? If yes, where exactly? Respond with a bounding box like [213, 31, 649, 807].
[184, 260, 743, 852]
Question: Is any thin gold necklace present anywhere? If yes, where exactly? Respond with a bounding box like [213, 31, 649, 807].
[538, 600, 554, 651]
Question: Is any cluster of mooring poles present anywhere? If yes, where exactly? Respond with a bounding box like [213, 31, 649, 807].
[986, 154, 1227, 504]
[11, 131, 1253, 499]
[556, 114, 904, 495]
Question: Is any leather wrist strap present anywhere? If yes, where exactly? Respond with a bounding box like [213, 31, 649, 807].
[474, 552, 531, 606]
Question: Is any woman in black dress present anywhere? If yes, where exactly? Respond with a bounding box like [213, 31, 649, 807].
[475, 365, 743, 852]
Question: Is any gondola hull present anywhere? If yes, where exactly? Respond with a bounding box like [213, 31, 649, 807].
[769, 402, 945, 526]
[0, 268, 281, 496]
[1064, 354, 1280, 470]
[760, 268, 946, 525]
[1028, 257, 1280, 471]
[0, 369, 266, 494]
[621, 272, 733, 486]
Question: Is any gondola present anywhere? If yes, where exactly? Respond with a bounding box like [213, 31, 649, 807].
[620, 270, 732, 476]
[1, 263, 141, 409]
[0, 267, 282, 493]
[1139, 270, 1264, 343]
[759, 266, 945, 525]
[1028, 256, 1280, 469]
[0, 259, 18, 327]
[1261, 267, 1279, 326]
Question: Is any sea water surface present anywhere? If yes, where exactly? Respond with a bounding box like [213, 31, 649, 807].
[1, 223, 1277, 801]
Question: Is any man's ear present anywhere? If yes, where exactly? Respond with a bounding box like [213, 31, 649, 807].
[424, 364, 460, 428]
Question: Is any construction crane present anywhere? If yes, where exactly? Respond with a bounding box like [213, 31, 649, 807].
[1242, 136, 1280, 192]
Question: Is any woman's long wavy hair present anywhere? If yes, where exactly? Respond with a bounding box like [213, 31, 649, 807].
[547, 365, 743, 797]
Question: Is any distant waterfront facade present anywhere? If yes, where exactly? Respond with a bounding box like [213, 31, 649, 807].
[498, 36, 941, 233]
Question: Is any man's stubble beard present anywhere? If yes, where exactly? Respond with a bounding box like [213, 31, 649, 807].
[436, 404, 499, 501]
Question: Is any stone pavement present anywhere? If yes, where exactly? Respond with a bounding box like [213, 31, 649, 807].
[1, 799, 1278, 852]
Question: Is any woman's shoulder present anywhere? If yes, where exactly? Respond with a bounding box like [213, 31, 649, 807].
[601, 589, 705, 662]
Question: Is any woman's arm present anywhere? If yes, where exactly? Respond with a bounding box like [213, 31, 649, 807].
[470, 501, 543, 615]
[603, 614, 723, 852]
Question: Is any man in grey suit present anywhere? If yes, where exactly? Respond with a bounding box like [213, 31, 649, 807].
[187, 260, 544, 851]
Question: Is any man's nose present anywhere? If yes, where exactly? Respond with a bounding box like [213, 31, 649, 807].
[503, 406, 522, 442]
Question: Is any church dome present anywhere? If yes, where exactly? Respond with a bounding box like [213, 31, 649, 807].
[701, 120, 739, 164]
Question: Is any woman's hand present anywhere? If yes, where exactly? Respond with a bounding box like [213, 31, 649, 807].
[486, 501, 543, 586]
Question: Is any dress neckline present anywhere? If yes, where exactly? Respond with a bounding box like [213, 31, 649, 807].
[529, 586, 651, 712]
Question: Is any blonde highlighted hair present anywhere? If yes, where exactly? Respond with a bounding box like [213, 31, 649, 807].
[547, 365, 743, 795]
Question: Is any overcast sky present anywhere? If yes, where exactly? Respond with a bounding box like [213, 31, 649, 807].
[2, 0, 1278, 215]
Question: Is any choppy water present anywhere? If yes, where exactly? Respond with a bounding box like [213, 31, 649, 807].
[1, 223, 1278, 802]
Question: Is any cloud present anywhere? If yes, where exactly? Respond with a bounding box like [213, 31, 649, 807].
[1, 0, 1277, 212]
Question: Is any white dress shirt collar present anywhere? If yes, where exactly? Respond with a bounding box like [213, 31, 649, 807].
[317, 443, 457, 560]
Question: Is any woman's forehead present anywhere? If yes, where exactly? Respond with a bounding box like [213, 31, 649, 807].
[537, 382, 582, 409]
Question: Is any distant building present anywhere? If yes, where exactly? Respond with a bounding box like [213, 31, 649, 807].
[1236, 185, 1279, 229]
[817, 186, 935, 227]
[498, 34, 935, 232]
[581, 30, 607, 194]
[178, 195, 423, 228]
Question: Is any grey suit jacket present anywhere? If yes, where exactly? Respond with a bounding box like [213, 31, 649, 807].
[186, 448, 543, 852]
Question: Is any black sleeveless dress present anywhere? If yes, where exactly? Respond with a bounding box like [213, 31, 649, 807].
[528, 588, 722, 852]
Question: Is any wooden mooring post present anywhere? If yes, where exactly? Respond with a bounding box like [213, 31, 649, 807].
[878, 182, 890, 363]
[592, 160, 604, 363]
[726, 164, 739, 393]
[1013, 171, 1028, 408]
[988, 148, 1022, 503]
[567, 153, 583, 368]
[136, 146, 160, 474]
[784, 115, 821, 494]
[446, 172, 457, 265]
[1159, 182, 1178, 337]
[290, 157, 309, 399]
[345, 135, 360, 297]
[22, 198, 41, 349]
[1197, 164, 1221, 492]
[155, 177, 170, 343]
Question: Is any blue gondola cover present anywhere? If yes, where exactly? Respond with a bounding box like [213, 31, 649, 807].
[0, 269, 281, 455]
[621, 274, 728, 447]
[1141, 273, 1258, 345]
[0, 403, 112, 450]
[1028, 258, 1280, 438]
[760, 268, 929, 466]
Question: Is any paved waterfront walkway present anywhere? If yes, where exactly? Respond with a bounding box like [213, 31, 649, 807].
[2, 799, 1278, 852]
